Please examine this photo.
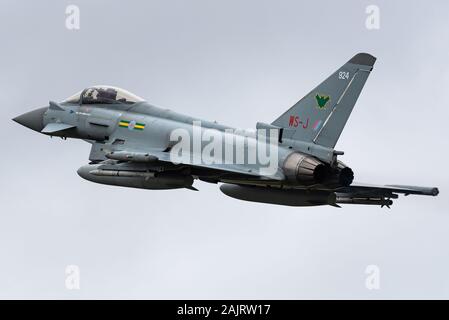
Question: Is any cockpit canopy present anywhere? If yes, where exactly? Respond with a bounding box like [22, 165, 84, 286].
[63, 85, 144, 105]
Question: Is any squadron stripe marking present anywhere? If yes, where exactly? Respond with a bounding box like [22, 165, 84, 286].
[119, 120, 130, 128]
[118, 120, 145, 131]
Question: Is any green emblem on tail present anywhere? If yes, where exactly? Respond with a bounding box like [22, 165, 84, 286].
[315, 94, 330, 109]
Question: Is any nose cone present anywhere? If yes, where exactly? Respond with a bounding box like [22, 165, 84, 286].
[13, 107, 48, 132]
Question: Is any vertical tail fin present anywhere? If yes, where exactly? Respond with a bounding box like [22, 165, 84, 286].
[272, 53, 376, 148]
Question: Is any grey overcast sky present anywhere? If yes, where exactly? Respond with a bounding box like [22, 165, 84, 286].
[0, 0, 447, 299]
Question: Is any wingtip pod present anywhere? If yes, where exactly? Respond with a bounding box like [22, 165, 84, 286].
[348, 52, 377, 67]
[385, 185, 439, 196]
[432, 187, 439, 196]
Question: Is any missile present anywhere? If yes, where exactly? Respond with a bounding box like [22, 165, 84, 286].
[89, 169, 156, 178]
[105, 151, 158, 162]
[336, 196, 393, 206]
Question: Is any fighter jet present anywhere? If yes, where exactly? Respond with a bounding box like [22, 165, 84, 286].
[13, 53, 439, 207]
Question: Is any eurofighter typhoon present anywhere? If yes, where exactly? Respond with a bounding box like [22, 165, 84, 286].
[13, 53, 439, 207]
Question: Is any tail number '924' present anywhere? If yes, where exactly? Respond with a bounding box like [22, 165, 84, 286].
[338, 71, 350, 80]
